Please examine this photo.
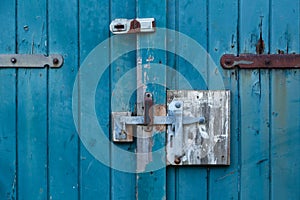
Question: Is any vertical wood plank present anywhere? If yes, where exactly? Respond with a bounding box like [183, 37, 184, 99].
[110, 0, 137, 199]
[166, 2, 178, 199]
[270, 0, 300, 199]
[48, 0, 79, 199]
[166, 1, 177, 199]
[208, 0, 239, 199]
[239, 0, 271, 199]
[136, 0, 167, 199]
[176, 1, 208, 199]
[17, 0, 48, 198]
[79, 0, 110, 199]
[0, 1, 17, 199]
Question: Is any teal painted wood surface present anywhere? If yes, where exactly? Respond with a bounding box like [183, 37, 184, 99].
[0, 0, 299, 199]
[208, 0, 239, 199]
[174, 1, 208, 200]
[48, 0, 79, 199]
[239, 0, 270, 199]
[0, 1, 16, 199]
[136, 0, 167, 199]
[110, 1, 137, 199]
[17, 0, 48, 199]
[271, 1, 300, 199]
[79, 0, 110, 199]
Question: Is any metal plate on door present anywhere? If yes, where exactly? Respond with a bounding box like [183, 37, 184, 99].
[166, 90, 230, 165]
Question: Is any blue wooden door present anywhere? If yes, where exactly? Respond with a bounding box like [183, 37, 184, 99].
[0, 0, 299, 199]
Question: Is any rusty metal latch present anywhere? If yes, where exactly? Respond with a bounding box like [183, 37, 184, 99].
[110, 18, 156, 34]
[112, 92, 205, 142]
[112, 90, 231, 166]
[0, 54, 63, 68]
[220, 54, 300, 69]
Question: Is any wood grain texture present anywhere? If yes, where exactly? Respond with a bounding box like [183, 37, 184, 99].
[110, 0, 137, 199]
[271, 0, 300, 199]
[17, 0, 48, 198]
[174, 1, 208, 199]
[48, 0, 79, 199]
[208, 0, 239, 199]
[0, 1, 17, 199]
[0, 0, 299, 199]
[79, 0, 110, 199]
[239, 0, 271, 199]
[136, 0, 167, 199]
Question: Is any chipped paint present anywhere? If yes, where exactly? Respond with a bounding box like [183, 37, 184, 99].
[146, 55, 154, 62]
[166, 90, 230, 165]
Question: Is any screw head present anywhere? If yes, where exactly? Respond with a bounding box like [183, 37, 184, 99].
[11, 57, 17, 64]
[199, 117, 205, 124]
[53, 58, 59, 65]
[265, 59, 271, 65]
[175, 102, 181, 108]
[174, 157, 181, 165]
[224, 59, 233, 65]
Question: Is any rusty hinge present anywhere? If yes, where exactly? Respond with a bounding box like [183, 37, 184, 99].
[0, 54, 63, 68]
[220, 54, 300, 69]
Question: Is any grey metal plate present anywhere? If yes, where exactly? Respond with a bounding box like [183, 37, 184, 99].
[112, 112, 133, 142]
[166, 90, 230, 165]
[0, 54, 63, 68]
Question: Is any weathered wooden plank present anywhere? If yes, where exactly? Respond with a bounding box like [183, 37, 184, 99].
[79, 0, 110, 199]
[166, 90, 230, 165]
[166, 1, 177, 199]
[208, 0, 239, 199]
[48, 1, 79, 199]
[17, 0, 48, 198]
[110, 0, 137, 199]
[239, 0, 271, 199]
[175, 0, 208, 199]
[0, 1, 17, 199]
[136, 0, 167, 199]
[271, 0, 300, 199]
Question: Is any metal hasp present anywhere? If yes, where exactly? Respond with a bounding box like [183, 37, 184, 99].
[220, 54, 300, 69]
[112, 92, 206, 143]
[166, 90, 230, 165]
[110, 18, 155, 34]
[0, 54, 63, 68]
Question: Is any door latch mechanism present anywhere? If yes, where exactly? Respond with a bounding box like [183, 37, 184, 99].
[112, 90, 230, 166]
[110, 18, 156, 34]
[112, 92, 205, 142]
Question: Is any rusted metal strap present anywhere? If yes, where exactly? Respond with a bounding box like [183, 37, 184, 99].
[220, 54, 300, 69]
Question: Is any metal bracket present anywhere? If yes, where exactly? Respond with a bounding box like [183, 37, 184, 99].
[112, 90, 230, 166]
[112, 93, 205, 142]
[110, 18, 156, 34]
[0, 54, 63, 68]
[221, 54, 300, 69]
[166, 90, 230, 166]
